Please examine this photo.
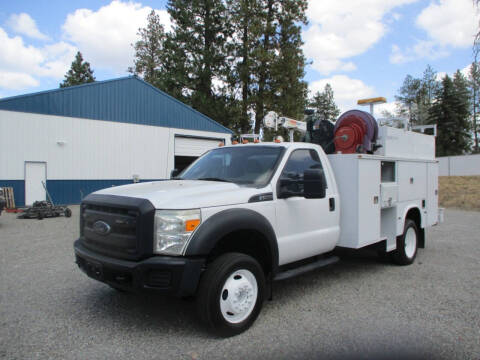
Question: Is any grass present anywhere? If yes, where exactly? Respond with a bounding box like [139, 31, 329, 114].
[439, 176, 480, 211]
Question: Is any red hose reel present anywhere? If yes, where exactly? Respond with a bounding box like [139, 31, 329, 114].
[333, 110, 378, 154]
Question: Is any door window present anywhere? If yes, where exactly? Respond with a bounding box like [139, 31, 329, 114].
[278, 149, 325, 195]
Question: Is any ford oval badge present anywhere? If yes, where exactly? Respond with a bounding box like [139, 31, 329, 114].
[93, 220, 111, 235]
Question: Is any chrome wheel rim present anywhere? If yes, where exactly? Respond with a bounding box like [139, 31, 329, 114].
[404, 227, 417, 259]
[220, 269, 258, 324]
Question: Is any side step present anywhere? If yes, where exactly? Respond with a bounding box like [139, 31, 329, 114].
[274, 256, 339, 281]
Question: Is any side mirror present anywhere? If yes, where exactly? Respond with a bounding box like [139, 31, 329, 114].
[170, 168, 180, 179]
[304, 169, 326, 199]
[277, 177, 301, 199]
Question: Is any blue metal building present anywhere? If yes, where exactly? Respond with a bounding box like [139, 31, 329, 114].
[0, 76, 232, 206]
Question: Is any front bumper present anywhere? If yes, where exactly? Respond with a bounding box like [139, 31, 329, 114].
[74, 240, 205, 297]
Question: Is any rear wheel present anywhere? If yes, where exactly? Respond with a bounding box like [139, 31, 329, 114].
[196, 253, 265, 337]
[64, 208, 72, 218]
[391, 219, 419, 265]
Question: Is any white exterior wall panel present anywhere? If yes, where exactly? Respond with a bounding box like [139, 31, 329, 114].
[438, 154, 480, 176]
[0, 110, 230, 181]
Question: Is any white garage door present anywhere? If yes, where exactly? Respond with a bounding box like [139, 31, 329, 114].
[174, 136, 222, 157]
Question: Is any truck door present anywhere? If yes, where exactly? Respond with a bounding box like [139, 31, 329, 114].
[275, 149, 339, 265]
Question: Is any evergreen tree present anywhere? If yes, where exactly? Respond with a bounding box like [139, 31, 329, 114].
[428, 75, 471, 156]
[166, 0, 233, 125]
[226, 0, 262, 134]
[395, 65, 440, 125]
[252, 0, 278, 134]
[421, 65, 438, 106]
[129, 0, 309, 134]
[395, 74, 422, 124]
[252, 0, 308, 135]
[60, 51, 95, 88]
[309, 84, 340, 122]
[453, 69, 472, 151]
[271, 0, 308, 122]
[417, 64, 439, 124]
[469, 61, 480, 152]
[129, 10, 167, 90]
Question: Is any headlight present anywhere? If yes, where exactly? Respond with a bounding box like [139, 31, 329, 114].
[153, 209, 201, 255]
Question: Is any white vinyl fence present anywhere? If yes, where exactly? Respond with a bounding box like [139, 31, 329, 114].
[438, 154, 480, 176]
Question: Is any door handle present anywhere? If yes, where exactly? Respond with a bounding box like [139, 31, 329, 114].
[329, 197, 335, 211]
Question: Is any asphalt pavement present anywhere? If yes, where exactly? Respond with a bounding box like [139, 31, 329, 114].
[0, 207, 479, 360]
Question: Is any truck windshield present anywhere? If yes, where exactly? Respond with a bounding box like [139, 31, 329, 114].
[178, 146, 284, 186]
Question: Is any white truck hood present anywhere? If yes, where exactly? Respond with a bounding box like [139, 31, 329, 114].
[94, 180, 267, 209]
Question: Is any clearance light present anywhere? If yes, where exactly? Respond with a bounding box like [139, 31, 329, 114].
[232, 140, 239, 145]
[242, 140, 249, 144]
[254, 139, 260, 143]
[274, 139, 282, 143]
[218, 142, 224, 147]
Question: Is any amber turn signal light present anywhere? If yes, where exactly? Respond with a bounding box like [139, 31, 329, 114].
[185, 219, 201, 232]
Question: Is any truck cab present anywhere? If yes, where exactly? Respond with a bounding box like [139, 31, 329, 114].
[74, 141, 435, 336]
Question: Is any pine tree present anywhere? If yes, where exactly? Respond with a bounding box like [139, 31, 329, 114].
[226, 0, 262, 134]
[271, 0, 308, 122]
[166, 0, 233, 125]
[428, 75, 471, 156]
[469, 61, 480, 152]
[252, 0, 308, 135]
[252, 0, 278, 134]
[421, 65, 438, 106]
[417, 65, 439, 124]
[60, 52, 95, 88]
[129, 10, 167, 89]
[309, 84, 340, 122]
[395, 66, 440, 125]
[395, 74, 422, 124]
[453, 69, 472, 152]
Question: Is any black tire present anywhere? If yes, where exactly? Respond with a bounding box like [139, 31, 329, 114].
[37, 212, 43, 220]
[391, 219, 419, 265]
[64, 208, 72, 218]
[196, 253, 265, 337]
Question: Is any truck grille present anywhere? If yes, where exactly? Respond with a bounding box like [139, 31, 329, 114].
[80, 195, 155, 260]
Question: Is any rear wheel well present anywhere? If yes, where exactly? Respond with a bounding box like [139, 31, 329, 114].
[406, 207, 425, 248]
[207, 230, 272, 276]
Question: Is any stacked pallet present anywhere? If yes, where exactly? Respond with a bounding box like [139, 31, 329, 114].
[2, 187, 15, 209]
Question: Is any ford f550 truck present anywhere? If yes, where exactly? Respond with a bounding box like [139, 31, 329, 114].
[74, 111, 440, 336]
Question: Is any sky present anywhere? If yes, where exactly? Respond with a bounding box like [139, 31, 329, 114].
[0, 0, 478, 116]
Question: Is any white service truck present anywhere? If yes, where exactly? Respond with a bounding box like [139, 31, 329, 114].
[74, 111, 440, 337]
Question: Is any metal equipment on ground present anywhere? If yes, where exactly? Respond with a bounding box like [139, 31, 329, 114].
[17, 182, 71, 220]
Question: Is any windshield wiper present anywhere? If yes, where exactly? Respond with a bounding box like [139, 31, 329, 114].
[197, 177, 232, 183]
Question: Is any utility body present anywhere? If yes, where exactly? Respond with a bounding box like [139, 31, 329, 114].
[74, 127, 440, 336]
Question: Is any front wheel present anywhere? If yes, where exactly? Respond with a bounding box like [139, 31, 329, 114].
[391, 219, 419, 265]
[196, 253, 265, 337]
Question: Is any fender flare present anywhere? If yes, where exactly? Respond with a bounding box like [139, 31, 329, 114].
[184, 208, 279, 274]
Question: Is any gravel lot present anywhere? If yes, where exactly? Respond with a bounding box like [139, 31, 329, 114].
[1, 207, 479, 360]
